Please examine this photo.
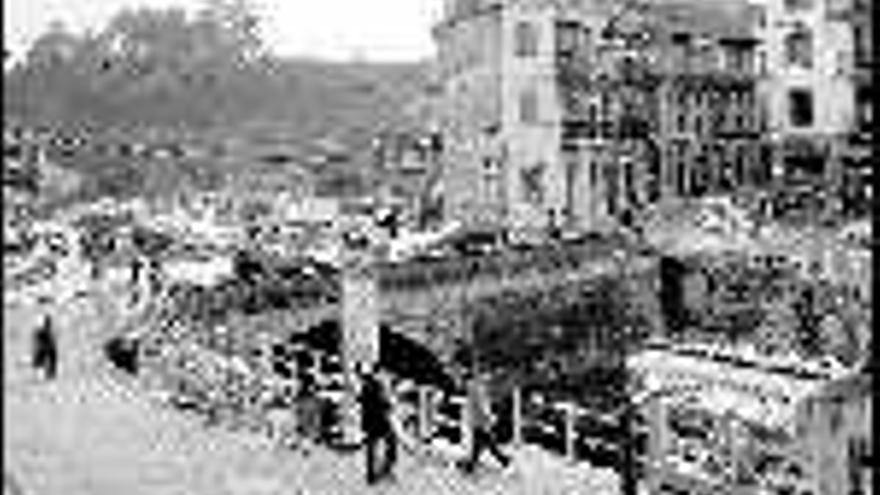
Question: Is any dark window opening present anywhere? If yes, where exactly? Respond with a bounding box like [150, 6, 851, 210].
[556, 21, 580, 59]
[855, 86, 872, 130]
[789, 89, 814, 127]
[785, 0, 813, 10]
[785, 27, 813, 68]
[516, 22, 539, 58]
[853, 24, 871, 66]
[520, 89, 539, 124]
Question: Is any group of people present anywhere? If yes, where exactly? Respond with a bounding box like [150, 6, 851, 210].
[357, 365, 511, 485]
[260, 356, 515, 485]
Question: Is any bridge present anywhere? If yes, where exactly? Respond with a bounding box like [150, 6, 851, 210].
[136, 236, 662, 396]
[374, 241, 661, 366]
[121, 235, 664, 495]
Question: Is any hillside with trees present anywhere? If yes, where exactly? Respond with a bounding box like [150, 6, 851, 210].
[3, 0, 430, 200]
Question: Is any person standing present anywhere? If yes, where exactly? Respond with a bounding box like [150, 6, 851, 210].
[295, 356, 321, 444]
[460, 369, 510, 474]
[129, 255, 143, 306]
[147, 257, 162, 297]
[359, 367, 397, 484]
[32, 314, 58, 380]
[130, 254, 142, 287]
[265, 378, 304, 451]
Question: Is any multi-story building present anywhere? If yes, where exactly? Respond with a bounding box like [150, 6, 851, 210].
[433, 0, 661, 233]
[432, 0, 765, 234]
[755, 0, 873, 217]
[433, 0, 529, 230]
[650, 1, 767, 201]
[556, 0, 662, 230]
[628, 341, 873, 495]
[373, 129, 443, 228]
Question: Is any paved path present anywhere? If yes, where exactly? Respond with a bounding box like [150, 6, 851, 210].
[4, 271, 619, 495]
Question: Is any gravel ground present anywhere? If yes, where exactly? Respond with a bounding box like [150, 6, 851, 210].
[4, 270, 621, 495]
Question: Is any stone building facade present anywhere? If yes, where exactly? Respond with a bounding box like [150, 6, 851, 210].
[432, 0, 766, 233]
[755, 0, 873, 216]
[433, 0, 654, 233]
[650, 1, 767, 201]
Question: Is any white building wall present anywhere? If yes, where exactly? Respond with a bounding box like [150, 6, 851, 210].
[762, 0, 856, 137]
[500, 1, 564, 230]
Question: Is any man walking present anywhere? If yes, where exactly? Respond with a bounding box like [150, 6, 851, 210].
[129, 255, 143, 306]
[359, 367, 397, 484]
[460, 369, 510, 474]
[32, 314, 58, 380]
[147, 257, 162, 297]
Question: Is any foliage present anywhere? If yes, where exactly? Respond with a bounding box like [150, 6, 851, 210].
[4, 1, 429, 200]
[470, 275, 638, 390]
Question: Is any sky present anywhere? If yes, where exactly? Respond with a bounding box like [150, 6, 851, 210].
[3, 0, 443, 62]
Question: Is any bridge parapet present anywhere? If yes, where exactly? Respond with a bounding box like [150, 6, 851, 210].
[374, 245, 659, 365]
[377, 241, 624, 294]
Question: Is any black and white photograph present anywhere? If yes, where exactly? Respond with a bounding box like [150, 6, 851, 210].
[3, 0, 874, 494]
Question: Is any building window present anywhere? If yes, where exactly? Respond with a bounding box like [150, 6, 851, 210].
[515, 21, 539, 58]
[521, 162, 545, 204]
[520, 89, 539, 123]
[582, 28, 592, 58]
[755, 7, 767, 28]
[556, 21, 580, 58]
[677, 145, 688, 194]
[847, 437, 869, 495]
[677, 113, 688, 133]
[856, 86, 873, 130]
[853, 24, 871, 66]
[587, 103, 599, 138]
[482, 158, 497, 203]
[735, 146, 746, 186]
[785, 0, 814, 10]
[785, 27, 814, 68]
[829, 400, 844, 434]
[605, 163, 618, 214]
[789, 89, 814, 127]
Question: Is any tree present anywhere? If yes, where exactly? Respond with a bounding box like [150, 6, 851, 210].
[6, 0, 268, 129]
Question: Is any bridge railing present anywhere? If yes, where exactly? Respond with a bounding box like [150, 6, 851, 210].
[390, 379, 470, 457]
[378, 242, 625, 293]
[386, 379, 634, 470]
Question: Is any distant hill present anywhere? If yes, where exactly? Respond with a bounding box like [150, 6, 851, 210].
[4, 57, 433, 201]
[4, 57, 430, 144]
